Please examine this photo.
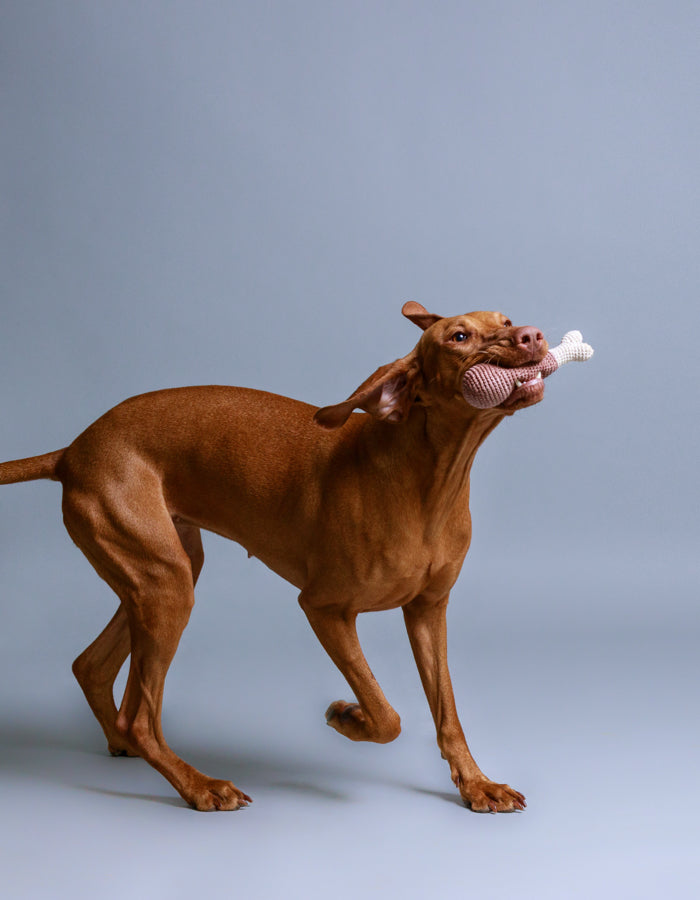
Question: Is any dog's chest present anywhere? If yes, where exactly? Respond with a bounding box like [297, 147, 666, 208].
[309, 516, 469, 612]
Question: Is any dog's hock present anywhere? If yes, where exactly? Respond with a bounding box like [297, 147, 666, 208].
[462, 330, 594, 409]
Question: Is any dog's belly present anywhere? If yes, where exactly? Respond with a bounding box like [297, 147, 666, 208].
[166, 488, 315, 592]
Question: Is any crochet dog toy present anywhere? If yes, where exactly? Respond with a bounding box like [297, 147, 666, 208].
[462, 330, 594, 409]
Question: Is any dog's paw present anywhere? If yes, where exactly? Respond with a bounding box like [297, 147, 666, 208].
[185, 778, 253, 812]
[324, 700, 401, 743]
[325, 700, 366, 739]
[456, 775, 526, 813]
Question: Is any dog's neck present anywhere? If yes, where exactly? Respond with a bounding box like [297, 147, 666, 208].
[359, 403, 505, 536]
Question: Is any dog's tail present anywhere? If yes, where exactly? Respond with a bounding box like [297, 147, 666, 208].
[0, 449, 65, 485]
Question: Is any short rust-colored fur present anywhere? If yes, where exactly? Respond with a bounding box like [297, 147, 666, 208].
[0, 303, 550, 812]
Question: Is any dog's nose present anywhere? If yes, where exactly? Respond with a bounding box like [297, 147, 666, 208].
[513, 327, 544, 358]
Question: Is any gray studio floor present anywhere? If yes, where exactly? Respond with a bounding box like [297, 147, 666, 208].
[1, 542, 698, 900]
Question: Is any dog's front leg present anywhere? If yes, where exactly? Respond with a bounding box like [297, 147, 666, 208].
[299, 595, 401, 744]
[403, 595, 526, 813]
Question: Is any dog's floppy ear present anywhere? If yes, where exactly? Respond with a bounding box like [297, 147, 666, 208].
[402, 301, 442, 331]
[314, 353, 421, 430]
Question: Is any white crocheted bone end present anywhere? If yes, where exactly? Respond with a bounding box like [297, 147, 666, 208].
[549, 331, 594, 367]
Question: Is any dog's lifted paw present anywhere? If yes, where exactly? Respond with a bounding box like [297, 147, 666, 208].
[185, 778, 253, 812]
[324, 700, 401, 744]
[325, 700, 365, 738]
[455, 775, 526, 814]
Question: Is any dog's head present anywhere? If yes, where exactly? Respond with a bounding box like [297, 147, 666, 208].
[314, 302, 549, 429]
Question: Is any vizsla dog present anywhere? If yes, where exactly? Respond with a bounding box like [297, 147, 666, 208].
[0, 302, 563, 814]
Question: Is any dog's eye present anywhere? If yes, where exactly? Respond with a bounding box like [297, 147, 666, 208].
[502, 319, 512, 328]
[452, 332, 471, 343]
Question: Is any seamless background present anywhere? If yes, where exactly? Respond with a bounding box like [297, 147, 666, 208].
[1, 3, 698, 898]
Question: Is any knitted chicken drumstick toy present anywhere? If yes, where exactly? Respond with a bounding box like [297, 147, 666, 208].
[462, 330, 594, 409]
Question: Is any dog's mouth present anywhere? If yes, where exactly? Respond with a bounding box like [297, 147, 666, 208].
[460, 355, 549, 411]
[460, 332, 551, 412]
[498, 371, 545, 411]
[474, 341, 549, 372]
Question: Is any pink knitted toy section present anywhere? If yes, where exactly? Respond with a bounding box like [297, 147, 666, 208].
[461, 330, 594, 409]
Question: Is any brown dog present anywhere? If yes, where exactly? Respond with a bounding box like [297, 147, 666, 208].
[0, 302, 550, 813]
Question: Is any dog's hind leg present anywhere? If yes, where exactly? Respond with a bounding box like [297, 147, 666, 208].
[64, 480, 250, 810]
[71, 521, 204, 757]
[72, 604, 134, 756]
[113, 552, 251, 809]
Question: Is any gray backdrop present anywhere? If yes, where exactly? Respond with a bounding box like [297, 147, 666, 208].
[1, 2, 698, 898]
